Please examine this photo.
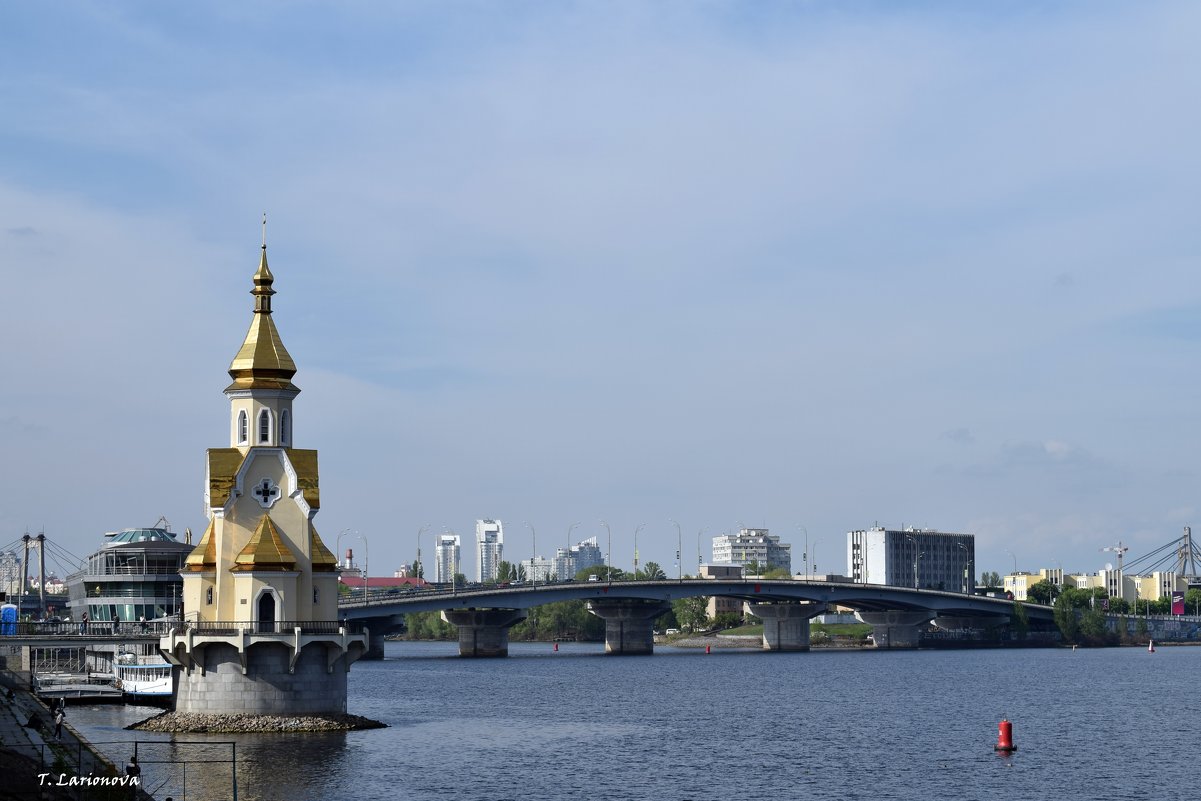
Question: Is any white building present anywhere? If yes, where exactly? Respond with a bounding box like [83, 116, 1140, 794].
[523, 556, 554, 582]
[571, 537, 605, 575]
[434, 533, 461, 584]
[553, 548, 575, 581]
[848, 526, 974, 592]
[711, 528, 791, 573]
[0, 551, 20, 598]
[475, 519, 504, 583]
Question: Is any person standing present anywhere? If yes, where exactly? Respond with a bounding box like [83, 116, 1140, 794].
[79, 611, 89, 634]
[52, 706, 64, 740]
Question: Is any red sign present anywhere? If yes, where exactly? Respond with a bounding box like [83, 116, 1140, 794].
[1171, 591, 1185, 615]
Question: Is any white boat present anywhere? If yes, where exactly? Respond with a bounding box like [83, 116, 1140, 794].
[33, 672, 123, 701]
[114, 652, 173, 699]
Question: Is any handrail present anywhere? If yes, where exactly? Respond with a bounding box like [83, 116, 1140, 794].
[179, 620, 348, 635]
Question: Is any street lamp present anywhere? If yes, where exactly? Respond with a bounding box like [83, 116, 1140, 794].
[1004, 549, 1018, 576]
[697, 527, 706, 573]
[417, 524, 429, 581]
[566, 521, 581, 581]
[798, 524, 809, 577]
[600, 521, 612, 582]
[957, 542, 972, 594]
[525, 522, 537, 586]
[905, 535, 919, 589]
[633, 523, 644, 580]
[669, 519, 682, 581]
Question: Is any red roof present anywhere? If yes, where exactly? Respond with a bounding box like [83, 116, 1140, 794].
[339, 576, 427, 588]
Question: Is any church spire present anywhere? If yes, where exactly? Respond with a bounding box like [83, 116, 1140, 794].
[226, 228, 299, 394]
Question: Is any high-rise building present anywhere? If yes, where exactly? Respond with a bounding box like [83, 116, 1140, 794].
[435, 534, 461, 584]
[553, 547, 575, 581]
[847, 526, 975, 592]
[570, 537, 605, 575]
[475, 519, 504, 583]
[711, 528, 791, 573]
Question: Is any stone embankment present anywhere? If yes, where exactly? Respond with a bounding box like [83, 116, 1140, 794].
[130, 711, 386, 733]
[665, 634, 761, 648]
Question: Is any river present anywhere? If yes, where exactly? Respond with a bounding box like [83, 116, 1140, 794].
[67, 641, 1197, 800]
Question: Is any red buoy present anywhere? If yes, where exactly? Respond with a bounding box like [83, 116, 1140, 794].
[705, 644, 712, 654]
[1148, 639, 1155, 653]
[994, 718, 1016, 752]
[553, 642, 559, 652]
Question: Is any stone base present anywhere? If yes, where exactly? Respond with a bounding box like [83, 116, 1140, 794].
[441, 609, 527, 657]
[749, 602, 824, 651]
[587, 600, 671, 655]
[130, 710, 386, 732]
[856, 610, 934, 649]
[173, 641, 355, 715]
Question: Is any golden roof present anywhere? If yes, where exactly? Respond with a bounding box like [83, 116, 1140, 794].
[184, 519, 217, 572]
[232, 514, 297, 572]
[226, 246, 299, 393]
[205, 448, 320, 511]
[310, 525, 338, 572]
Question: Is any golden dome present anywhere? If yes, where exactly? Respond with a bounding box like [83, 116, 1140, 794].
[226, 246, 299, 393]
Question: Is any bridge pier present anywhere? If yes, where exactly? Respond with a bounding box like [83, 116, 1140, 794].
[749, 602, 825, 651]
[856, 610, 933, 649]
[441, 609, 527, 657]
[587, 599, 671, 655]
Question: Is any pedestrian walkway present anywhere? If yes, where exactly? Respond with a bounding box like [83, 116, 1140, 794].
[1, 670, 155, 799]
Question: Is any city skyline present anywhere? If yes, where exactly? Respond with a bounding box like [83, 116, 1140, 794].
[3, 4, 1200, 584]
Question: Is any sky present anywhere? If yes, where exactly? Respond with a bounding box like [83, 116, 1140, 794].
[2, 2, 1200, 584]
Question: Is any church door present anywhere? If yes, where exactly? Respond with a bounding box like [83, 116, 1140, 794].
[257, 592, 276, 633]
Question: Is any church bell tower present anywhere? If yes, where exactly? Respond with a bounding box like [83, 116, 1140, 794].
[162, 231, 367, 716]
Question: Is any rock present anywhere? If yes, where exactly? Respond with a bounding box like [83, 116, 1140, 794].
[127, 711, 387, 733]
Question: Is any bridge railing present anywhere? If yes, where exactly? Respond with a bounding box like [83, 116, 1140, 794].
[0, 620, 178, 637]
[178, 620, 348, 636]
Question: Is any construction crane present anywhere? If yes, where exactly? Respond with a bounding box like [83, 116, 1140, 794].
[1101, 541, 1129, 575]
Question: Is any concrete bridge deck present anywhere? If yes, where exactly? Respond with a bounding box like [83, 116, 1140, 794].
[337, 579, 1053, 655]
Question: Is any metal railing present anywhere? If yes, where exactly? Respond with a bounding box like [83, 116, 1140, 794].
[0, 619, 178, 638]
[179, 620, 347, 636]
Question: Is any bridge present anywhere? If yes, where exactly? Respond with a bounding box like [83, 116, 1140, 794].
[335, 579, 1054, 656]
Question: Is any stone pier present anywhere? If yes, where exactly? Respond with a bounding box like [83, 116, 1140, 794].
[441, 608, 527, 657]
[749, 601, 826, 651]
[856, 610, 934, 649]
[587, 599, 671, 655]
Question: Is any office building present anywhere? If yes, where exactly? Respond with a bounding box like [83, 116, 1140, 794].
[711, 528, 791, 573]
[434, 533, 461, 584]
[847, 526, 974, 592]
[475, 519, 504, 583]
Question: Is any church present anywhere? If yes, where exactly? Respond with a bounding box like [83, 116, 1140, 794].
[161, 234, 367, 715]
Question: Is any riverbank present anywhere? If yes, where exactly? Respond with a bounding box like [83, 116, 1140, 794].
[130, 709, 387, 733]
[0, 670, 151, 800]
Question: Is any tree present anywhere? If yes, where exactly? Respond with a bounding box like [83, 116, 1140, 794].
[497, 561, 527, 583]
[672, 596, 709, 632]
[576, 565, 625, 582]
[637, 562, 667, 581]
[1079, 607, 1114, 645]
[713, 611, 743, 630]
[980, 571, 1002, 589]
[1011, 601, 1029, 640]
[1053, 593, 1079, 643]
[1026, 580, 1055, 605]
[410, 560, 424, 580]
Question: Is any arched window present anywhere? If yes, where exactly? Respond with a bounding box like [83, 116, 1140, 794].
[281, 410, 291, 446]
[258, 410, 270, 444]
[237, 411, 248, 444]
